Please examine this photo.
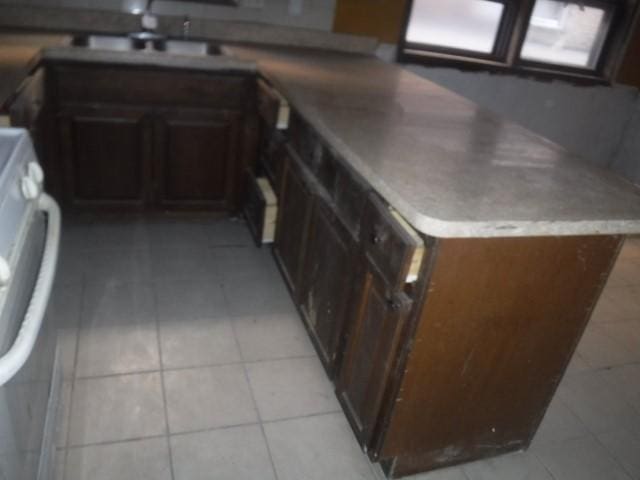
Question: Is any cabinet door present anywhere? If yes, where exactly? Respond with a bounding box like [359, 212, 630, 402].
[154, 108, 242, 211]
[337, 270, 412, 448]
[299, 200, 355, 374]
[273, 147, 315, 296]
[57, 105, 152, 209]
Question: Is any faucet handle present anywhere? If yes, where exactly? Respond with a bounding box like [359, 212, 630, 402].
[142, 12, 158, 30]
[183, 15, 191, 38]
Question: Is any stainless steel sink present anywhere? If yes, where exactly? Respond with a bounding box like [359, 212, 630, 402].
[159, 39, 221, 56]
[84, 35, 135, 52]
[72, 35, 221, 56]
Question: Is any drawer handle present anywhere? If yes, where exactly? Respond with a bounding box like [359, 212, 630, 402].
[370, 232, 382, 245]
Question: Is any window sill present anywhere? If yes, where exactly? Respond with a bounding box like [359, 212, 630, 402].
[398, 49, 611, 87]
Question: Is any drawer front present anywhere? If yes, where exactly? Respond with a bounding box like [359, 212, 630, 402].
[53, 65, 252, 109]
[334, 159, 369, 239]
[289, 111, 321, 169]
[315, 145, 340, 201]
[362, 193, 421, 289]
[244, 172, 278, 245]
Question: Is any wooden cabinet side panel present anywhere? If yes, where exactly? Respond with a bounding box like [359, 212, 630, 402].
[380, 235, 622, 474]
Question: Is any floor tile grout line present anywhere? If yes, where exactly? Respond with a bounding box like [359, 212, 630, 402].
[555, 373, 640, 467]
[60, 274, 87, 479]
[151, 281, 177, 480]
[65, 410, 353, 451]
[65, 432, 169, 450]
[589, 429, 639, 480]
[529, 449, 560, 480]
[71, 353, 321, 381]
[225, 289, 281, 480]
[562, 364, 640, 420]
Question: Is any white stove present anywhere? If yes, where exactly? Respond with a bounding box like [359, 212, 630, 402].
[0, 128, 61, 480]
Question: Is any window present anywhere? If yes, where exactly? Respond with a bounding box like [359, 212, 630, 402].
[398, 0, 637, 83]
[405, 0, 506, 54]
[521, 1, 612, 69]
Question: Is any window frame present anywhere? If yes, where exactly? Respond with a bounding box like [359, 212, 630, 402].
[397, 0, 638, 84]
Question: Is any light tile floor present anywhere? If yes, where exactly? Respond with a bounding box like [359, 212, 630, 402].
[50, 218, 640, 480]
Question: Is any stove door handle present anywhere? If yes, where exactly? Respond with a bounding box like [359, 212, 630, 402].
[0, 193, 61, 386]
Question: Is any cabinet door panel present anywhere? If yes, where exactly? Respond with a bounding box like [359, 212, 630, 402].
[155, 109, 241, 210]
[299, 200, 355, 374]
[273, 147, 315, 296]
[58, 105, 151, 208]
[337, 271, 412, 447]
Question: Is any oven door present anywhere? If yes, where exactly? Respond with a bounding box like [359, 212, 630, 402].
[0, 195, 62, 480]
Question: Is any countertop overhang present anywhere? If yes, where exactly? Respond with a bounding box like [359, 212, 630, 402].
[6, 40, 640, 238]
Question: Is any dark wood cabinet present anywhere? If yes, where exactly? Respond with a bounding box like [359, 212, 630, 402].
[298, 198, 355, 374]
[48, 63, 257, 212]
[273, 147, 315, 294]
[269, 106, 624, 479]
[154, 108, 242, 210]
[57, 104, 152, 209]
[337, 267, 412, 448]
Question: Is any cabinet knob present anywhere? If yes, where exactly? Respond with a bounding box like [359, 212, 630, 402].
[370, 232, 382, 245]
[0, 257, 10, 288]
[386, 297, 401, 312]
[28, 161, 45, 185]
[21, 176, 40, 200]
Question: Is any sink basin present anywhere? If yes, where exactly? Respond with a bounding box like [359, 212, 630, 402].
[80, 35, 135, 52]
[72, 35, 221, 56]
[157, 39, 221, 56]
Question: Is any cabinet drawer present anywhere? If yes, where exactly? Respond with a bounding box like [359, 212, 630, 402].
[53, 65, 252, 109]
[289, 111, 321, 168]
[244, 172, 278, 245]
[334, 159, 369, 239]
[362, 193, 425, 288]
[257, 79, 289, 130]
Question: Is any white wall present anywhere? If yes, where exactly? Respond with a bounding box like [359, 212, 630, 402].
[0, 0, 336, 31]
[612, 102, 640, 184]
[377, 45, 640, 185]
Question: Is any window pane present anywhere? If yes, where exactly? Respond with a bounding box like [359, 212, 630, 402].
[406, 0, 505, 54]
[521, 0, 610, 69]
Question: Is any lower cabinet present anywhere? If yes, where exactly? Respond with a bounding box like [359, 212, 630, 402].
[336, 269, 412, 448]
[58, 104, 152, 209]
[57, 104, 244, 211]
[154, 108, 242, 210]
[298, 198, 355, 374]
[49, 64, 257, 213]
[273, 147, 315, 294]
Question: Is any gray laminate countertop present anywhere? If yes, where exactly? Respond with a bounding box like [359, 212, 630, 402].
[227, 45, 640, 238]
[3, 38, 640, 238]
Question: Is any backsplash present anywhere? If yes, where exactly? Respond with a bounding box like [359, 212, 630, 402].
[0, 0, 336, 31]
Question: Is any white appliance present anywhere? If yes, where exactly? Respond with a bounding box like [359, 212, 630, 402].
[0, 128, 61, 480]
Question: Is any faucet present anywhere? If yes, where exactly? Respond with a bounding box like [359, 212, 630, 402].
[183, 15, 191, 39]
[141, 0, 158, 32]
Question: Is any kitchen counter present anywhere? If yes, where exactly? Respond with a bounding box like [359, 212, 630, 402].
[227, 46, 640, 238]
[4, 36, 640, 238]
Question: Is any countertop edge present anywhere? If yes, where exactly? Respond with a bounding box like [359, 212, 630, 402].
[254, 65, 640, 239]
